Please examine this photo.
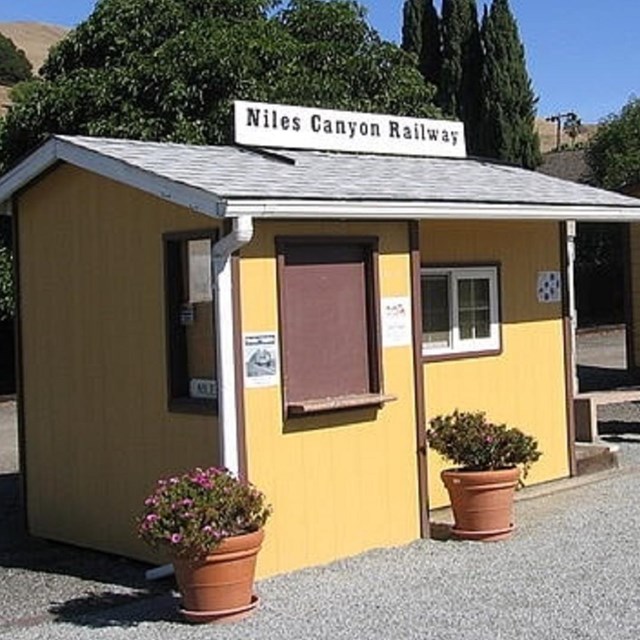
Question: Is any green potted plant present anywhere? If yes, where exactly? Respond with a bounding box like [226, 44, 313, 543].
[138, 467, 272, 623]
[427, 410, 541, 541]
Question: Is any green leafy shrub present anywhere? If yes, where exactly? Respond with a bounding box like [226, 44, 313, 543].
[427, 410, 541, 477]
[138, 467, 272, 559]
[0, 246, 14, 321]
[0, 33, 32, 85]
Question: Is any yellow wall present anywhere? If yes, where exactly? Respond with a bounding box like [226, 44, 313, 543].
[239, 221, 420, 578]
[18, 164, 221, 560]
[420, 221, 570, 508]
[17, 166, 572, 572]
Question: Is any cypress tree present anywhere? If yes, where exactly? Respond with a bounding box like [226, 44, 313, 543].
[401, 0, 425, 60]
[402, 0, 441, 89]
[479, 0, 541, 168]
[439, 0, 483, 154]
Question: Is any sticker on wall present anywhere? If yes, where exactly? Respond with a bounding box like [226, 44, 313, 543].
[244, 332, 279, 388]
[190, 378, 217, 400]
[537, 271, 562, 303]
[381, 296, 412, 347]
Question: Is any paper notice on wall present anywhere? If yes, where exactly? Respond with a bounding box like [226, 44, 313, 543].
[381, 297, 412, 348]
[244, 332, 279, 388]
[537, 271, 562, 303]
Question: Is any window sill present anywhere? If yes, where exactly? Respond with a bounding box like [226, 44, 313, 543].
[422, 347, 501, 363]
[287, 393, 397, 416]
[168, 398, 218, 415]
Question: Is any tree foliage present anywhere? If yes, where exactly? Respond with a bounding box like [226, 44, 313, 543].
[402, 0, 537, 164]
[586, 98, 640, 190]
[439, 0, 481, 131]
[0, 33, 32, 86]
[0, 217, 13, 321]
[0, 0, 439, 172]
[479, 0, 540, 168]
[401, 0, 441, 89]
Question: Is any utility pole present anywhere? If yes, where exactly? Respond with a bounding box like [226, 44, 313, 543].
[545, 112, 577, 151]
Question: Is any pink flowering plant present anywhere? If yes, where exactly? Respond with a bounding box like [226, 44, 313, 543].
[138, 467, 271, 559]
[427, 410, 541, 477]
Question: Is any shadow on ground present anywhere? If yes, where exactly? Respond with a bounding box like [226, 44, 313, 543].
[47, 590, 182, 628]
[0, 471, 179, 628]
[598, 418, 640, 444]
[578, 365, 640, 393]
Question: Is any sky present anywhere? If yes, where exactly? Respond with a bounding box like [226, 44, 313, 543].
[1, 0, 639, 124]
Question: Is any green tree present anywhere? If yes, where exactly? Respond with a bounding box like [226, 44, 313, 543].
[401, 0, 441, 89]
[0, 0, 440, 173]
[479, 0, 540, 168]
[586, 98, 640, 190]
[0, 33, 32, 85]
[0, 233, 13, 321]
[439, 0, 482, 154]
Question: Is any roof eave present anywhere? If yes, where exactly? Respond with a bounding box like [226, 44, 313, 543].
[0, 137, 225, 217]
[225, 198, 640, 222]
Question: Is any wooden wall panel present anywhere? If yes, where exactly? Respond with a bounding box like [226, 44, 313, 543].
[18, 164, 222, 561]
[420, 220, 571, 508]
[239, 220, 420, 578]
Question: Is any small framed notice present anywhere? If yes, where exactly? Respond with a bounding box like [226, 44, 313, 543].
[244, 332, 279, 388]
[189, 378, 217, 400]
[537, 271, 562, 303]
[381, 297, 412, 348]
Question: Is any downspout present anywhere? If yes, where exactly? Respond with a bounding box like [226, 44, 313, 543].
[566, 221, 578, 395]
[146, 215, 254, 583]
[211, 215, 254, 476]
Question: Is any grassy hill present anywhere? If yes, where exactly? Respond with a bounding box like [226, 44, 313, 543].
[0, 22, 68, 114]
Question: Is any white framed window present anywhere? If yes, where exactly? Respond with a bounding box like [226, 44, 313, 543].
[421, 266, 500, 357]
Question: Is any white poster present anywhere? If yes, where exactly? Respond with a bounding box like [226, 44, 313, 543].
[244, 332, 279, 388]
[537, 271, 562, 303]
[381, 297, 412, 348]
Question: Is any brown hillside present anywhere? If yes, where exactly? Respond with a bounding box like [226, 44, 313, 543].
[0, 22, 69, 75]
[0, 22, 68, 116]
[535, 117, 598, 154]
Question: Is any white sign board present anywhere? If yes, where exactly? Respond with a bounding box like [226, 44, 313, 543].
[234, 101, 466, 158]
[244, 332, 279, 388]
[381, 297, 413, 348]
[537, 271, 562, 303]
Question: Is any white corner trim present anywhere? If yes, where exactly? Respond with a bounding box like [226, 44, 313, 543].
[224, 199, 640, 222]
[0, 139, 59, 203]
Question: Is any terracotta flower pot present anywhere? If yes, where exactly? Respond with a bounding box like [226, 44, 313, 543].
[441, 467, 520, 541]
[172, 529, 264, 623]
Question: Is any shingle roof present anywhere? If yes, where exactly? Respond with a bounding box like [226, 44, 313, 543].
[3, 135, 640, 221]
[58, 135, 639, 208]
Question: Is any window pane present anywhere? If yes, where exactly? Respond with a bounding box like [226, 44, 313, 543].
[166, 236, 217, 405]
[188, 239, 212, 303]
[422, 275, 451, 347]
[458, 278, 491, 340]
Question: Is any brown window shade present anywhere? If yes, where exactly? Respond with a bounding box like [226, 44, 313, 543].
[278, 238, 385, 413]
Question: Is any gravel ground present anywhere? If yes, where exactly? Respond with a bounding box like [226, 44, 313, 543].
[1, 400, 640, 639]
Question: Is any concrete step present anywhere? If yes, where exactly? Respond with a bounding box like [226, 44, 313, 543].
[576, 443, 620, 476]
